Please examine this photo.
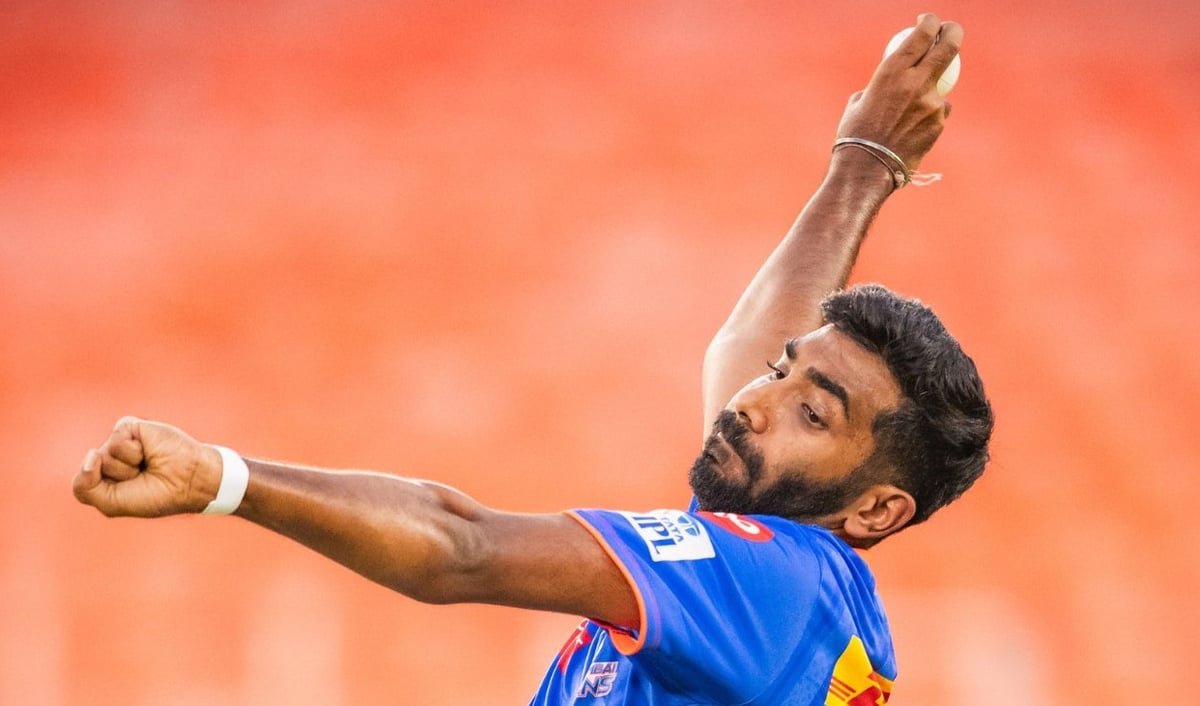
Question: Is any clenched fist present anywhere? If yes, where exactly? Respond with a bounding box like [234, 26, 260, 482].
[73, 417, 224, 518]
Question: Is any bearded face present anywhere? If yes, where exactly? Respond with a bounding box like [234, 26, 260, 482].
[688, 410, 878, 522]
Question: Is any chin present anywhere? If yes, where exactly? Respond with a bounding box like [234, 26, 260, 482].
[688, 455, 755, 515]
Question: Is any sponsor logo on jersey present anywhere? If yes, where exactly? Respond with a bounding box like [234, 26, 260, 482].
[577, 661, 619, 698]
[825, 635, 894, 705]
[700, 511, 775, 542]
[620, 510, 716, 562]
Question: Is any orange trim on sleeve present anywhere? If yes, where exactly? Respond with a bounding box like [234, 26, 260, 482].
[564, 510, 649, 656]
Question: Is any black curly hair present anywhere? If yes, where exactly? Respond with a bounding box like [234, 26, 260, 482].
[821, 284, 993, 526]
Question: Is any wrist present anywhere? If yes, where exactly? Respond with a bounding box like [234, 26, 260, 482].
[201, 445, 250, 515]
[824, 148, 897, 202]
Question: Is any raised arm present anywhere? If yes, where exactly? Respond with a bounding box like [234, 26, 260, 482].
[701, 14, 962, 432]
[72, 417, 639, 627]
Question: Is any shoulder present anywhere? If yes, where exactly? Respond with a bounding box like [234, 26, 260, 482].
[696, 513, 882, 602]
[696, 512, 858, 562]
[571, 508, 856, 568]
[567, 508, 878, 613]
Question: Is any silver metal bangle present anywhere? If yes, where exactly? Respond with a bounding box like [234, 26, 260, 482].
[832, 137, 911, 189]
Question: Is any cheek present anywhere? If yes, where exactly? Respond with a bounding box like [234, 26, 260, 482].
[766, 431, 874, 482]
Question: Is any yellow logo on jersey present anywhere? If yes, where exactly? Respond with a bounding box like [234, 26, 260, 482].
[825, 635, 894, 705]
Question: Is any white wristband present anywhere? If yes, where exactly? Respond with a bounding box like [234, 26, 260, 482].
[202, 445, 250, 515]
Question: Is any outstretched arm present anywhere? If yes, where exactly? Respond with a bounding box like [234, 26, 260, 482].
[71, 18, 962, 633]
[73, 417, 639, 628]
[701, 14, 962, 432]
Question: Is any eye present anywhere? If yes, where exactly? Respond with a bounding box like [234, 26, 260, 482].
[801, 403, 825, 427]
[766, 361, 787, 380]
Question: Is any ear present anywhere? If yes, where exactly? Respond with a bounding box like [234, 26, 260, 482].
[839, 484, 916, 546]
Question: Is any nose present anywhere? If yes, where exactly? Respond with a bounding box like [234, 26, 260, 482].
[727, 380, 772, 434]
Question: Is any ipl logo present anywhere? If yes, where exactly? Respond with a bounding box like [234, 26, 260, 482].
[621, 510, 716, 562]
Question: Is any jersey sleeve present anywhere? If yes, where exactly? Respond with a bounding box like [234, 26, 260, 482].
[567, 508, 825, 702]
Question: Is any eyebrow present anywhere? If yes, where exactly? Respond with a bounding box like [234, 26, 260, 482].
[806, 368, 851, 423]
[784, 338, 851, 422]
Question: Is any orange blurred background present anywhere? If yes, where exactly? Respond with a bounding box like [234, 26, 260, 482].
[4, 1, 1199, 704]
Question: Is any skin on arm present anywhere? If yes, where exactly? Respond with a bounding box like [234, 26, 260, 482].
[701, 13, 962, 432]
[73, 417, 640, 628]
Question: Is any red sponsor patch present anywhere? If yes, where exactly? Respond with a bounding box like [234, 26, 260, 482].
[699, 512, 774, 542]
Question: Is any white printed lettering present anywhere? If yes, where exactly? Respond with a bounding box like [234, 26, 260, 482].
[620, 510, 715, 562]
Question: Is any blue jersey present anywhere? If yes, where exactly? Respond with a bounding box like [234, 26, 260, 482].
[529, 509, 897, 705]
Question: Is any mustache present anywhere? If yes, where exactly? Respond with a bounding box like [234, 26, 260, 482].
[715, 410, 747, 448]
[710, 410, 763, 482]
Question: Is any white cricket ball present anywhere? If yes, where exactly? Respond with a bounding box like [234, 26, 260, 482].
[885, 27, 961, 96]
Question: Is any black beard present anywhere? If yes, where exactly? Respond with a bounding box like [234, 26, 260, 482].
[688, 410, 873, 522]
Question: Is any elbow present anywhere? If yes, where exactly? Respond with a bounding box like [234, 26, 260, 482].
[385, 483, 492, 606]
[704, 327, 738, 367]
[390, 530, 489, 606]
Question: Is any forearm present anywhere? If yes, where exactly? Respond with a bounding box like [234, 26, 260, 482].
[698, 16, 956, 431]
[717, 149, 893, 340]
[75, 417, 639, 625]
[702, 149, 894, 427]
[234, 460, 485, 603]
